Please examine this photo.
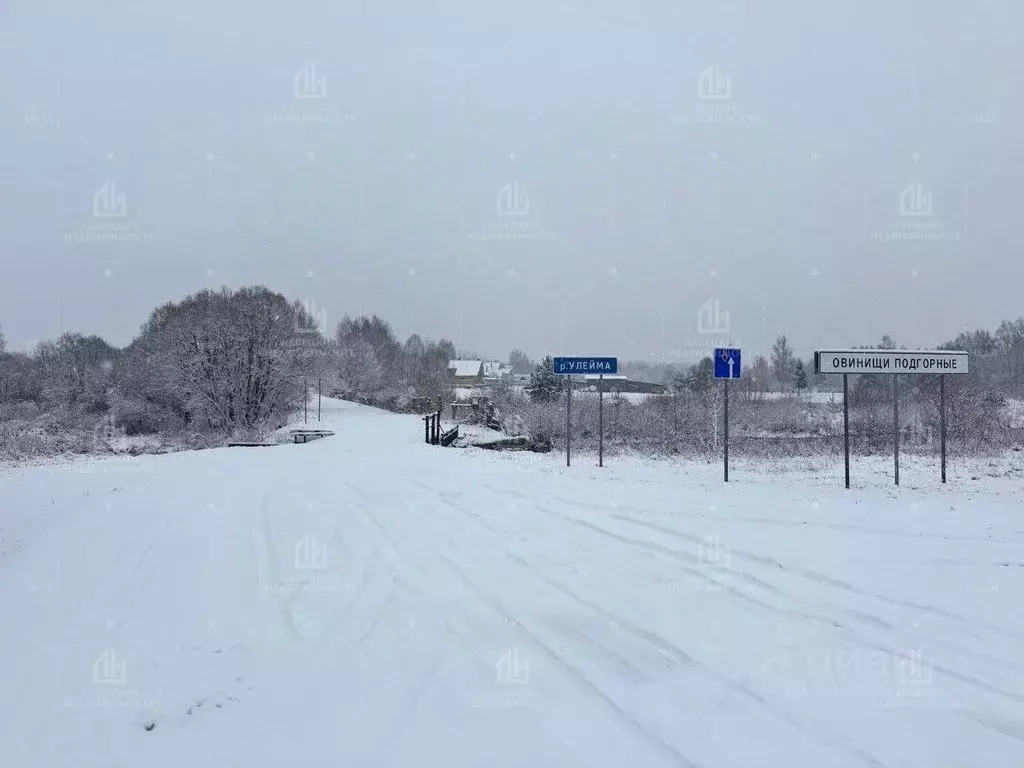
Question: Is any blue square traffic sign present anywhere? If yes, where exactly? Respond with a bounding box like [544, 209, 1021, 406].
[714, 347, 741, 379]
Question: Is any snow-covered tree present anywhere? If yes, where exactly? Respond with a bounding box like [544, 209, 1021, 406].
[794, 359, 808, 393]
[687, 357, 715, 394]
[508, 349, 534, 374]
[526, 356, 561, 403]
[132, 286, 314, 429]
[337, 336, 382, 393]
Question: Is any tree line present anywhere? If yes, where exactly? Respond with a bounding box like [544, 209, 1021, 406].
[1, 286, 1020, 458]
[0, 286, 458, 456]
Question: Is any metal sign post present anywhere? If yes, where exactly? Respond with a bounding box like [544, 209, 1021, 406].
[304, 378, 308, 424]
[893, 374, 900, 487]
[843, 373, 850, 489]
[598, 374, 604, 467]
[723, 378, 730, 482]
[552, 356, 618, 469]
[565, 375, 572, 467]
[814, 349, 969, 488]
[317, 378, 322, 422]
[713, 347, 742, 484]
[940, 374, 947, 484]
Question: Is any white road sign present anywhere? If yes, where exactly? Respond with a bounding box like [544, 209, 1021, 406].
[815, 349, 969, 375]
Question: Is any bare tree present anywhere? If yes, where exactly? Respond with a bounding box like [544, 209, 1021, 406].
[770, 336, 796, 393]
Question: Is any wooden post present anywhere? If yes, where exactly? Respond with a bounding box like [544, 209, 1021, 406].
[304, 378, 308, 424]
[598, 374, 604, 467]
[317, 378, 322, 422]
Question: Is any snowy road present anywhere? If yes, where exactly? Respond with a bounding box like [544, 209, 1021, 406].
[1, 398, 1023, 767]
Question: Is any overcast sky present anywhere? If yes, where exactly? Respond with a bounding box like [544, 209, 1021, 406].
[1, 1, 1019, 363]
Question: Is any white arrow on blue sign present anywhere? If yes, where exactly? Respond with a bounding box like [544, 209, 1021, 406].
[713, 347, 741, 379]
[552, 356, 618, 375]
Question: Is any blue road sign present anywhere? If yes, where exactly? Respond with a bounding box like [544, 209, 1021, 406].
[552, 356, 618, 375]
[714, 347, 742, 379]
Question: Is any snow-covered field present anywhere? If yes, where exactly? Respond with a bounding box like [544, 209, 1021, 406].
[2, 398, 1023, 767]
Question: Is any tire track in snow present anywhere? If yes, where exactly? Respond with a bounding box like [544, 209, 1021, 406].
[503, 552, 893, 768]
[427, 543, 707, 768]
[356, 484, 694, 766]
[523, 501, 1024, 706]
[532, 502, 840, 627]
[550, 494, 1024, 545]
[421, 486, 893, 768]
[256, 492, 301, 642]
[614, 513, 1024, 644]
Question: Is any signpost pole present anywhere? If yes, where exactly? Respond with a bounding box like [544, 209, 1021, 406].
[940, 374, 947, 484]
[317, 378, 322, 422]
[723, 378, 729, 483]
[893, 374, 900, 487]
[843, 373, 850, 489]
[598, 374, 604, 467]
[566, 375, 572, 467]
[304, 378, 308, 424]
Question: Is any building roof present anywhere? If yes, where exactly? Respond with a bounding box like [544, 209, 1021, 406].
[449, 360, 483, 378]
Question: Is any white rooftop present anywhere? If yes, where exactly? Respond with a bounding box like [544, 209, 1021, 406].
[449, 360, 483, 378]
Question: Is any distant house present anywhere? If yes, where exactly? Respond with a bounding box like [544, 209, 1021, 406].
[583, 375, 668, 395]
[449, 360, 484, 386]
[481, 361, 504, 381]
